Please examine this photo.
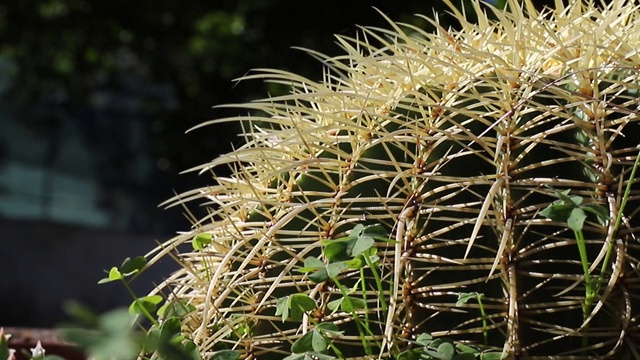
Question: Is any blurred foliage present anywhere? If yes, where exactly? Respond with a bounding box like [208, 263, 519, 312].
[0, 0, 556, 232]
[0, 0, 449, 171]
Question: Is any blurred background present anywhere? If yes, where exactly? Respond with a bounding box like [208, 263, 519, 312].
[0, 0, 553, 327]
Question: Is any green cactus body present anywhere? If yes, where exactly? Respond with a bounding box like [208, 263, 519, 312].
[147, 0, 640, 358]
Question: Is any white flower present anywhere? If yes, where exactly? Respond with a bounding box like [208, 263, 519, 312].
[0, 327, 11, 342]
[30, 340, 46, 359]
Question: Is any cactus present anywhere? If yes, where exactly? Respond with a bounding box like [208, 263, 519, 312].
[144, 0, 640, 358]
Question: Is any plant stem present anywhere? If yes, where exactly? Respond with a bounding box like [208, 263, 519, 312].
[120, 279, 159, 326]
[332, 277, 379, 354]
[476, 294, 488, 346]
[363, 253, 388, 312]
[598, 150, 640, 285]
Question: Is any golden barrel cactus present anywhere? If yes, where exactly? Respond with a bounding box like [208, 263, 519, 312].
[144, 0, 640, 358]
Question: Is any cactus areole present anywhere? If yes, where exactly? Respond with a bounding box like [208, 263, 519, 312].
[145, 0, 640, 358]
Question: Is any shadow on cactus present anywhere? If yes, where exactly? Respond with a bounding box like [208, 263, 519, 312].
[134, 0, 640, 358]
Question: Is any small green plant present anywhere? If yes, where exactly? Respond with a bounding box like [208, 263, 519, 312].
[540, 148, 640, 346]
[397, 333, 504, 360]
[259, 224, 502, 359]
[540, 188, 608, 322]
[456, 293, 489, 346]
[96, 257, 200, 360]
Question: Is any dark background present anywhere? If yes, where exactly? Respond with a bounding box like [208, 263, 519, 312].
[0, 0, 554, 327]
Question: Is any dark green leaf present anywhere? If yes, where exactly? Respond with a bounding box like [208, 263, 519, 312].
[362, 224, 387, 239]
[556, 189, 572, 202]
[143, 326, 161, 353]
[181, 340, 202, 360]
[583, 203, 609, 222]
[129, 296, 162, 316]
[540, 203, 573, 222]
[290, 294, 316, 321]
[120, 256, 147, 277]
[324, 241, 349, 262]
[308, 268, 329, 283]
[291, 331, 314, 353]
[159, 317, 182, 341]
[397, 349, 421, 360]
[42, 356, 66, 360]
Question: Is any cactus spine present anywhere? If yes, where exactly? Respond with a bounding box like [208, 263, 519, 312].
[145, 0, 640, 358]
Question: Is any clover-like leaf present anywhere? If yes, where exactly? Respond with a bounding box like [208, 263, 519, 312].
[326, 261, 347, 279]
[98, 267, 123, 284]
[340, 296, 366, 312]
[567, 207, 587, 232]
[362, 224, 387, 239]
[480, 352, 507, 360]
[349, 224, 365, 239]
[129, 295, 163, 316]
[315, 322, 341, 334]
[455, 292, 480, 307]
[299, 257, 330, 283]
[437, 342, 456, 359]
[583, 203, 609, 222]
[397, 349, 422, 360]
[275, 297, 290, 322]
[540, 203, 573, 222]
[308, 268, 329, 283]
[455, 343, 479, 354]
[310, 330, 329, 352]
[192, 233, 212, 251]
[415, 332, 434, 346]
[120, 256, 147, 277]
[289, 294, 316, 321]
[324, 241, 349, 262]
[351, 235, 375, 257]
[276, 295, 316, 322]
[291, 331, 314, 353]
